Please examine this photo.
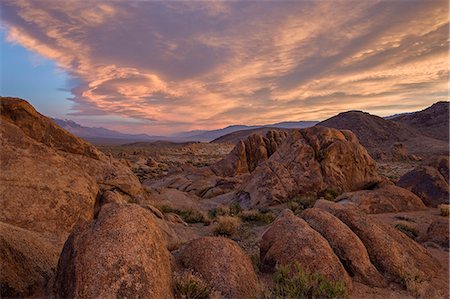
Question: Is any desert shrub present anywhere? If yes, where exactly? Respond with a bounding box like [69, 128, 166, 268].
[321, 188, 339, 201]
[240, 210, 275, 224]
[268, 263, 347, 299]
[156, 205, 209, 224]
[438, 204, 449, 217]
[288, 196, 316, 213]
[213, 216, 241, 236]
[208, 206, 230, 219]
[395, 223, 419, 240]
[174, 271, 211, 299]
[229, 202, 243, 216]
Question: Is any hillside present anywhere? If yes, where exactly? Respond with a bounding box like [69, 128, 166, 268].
[318, 107, 448, 158]
[211, 127, 291, 144]
[391, 101, 449, 142]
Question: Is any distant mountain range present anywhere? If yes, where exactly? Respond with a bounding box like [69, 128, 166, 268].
[51, 118, 318, 144]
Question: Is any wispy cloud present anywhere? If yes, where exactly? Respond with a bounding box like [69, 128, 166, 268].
[1, 0, 448, 133]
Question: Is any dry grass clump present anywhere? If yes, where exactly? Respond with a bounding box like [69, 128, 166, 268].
[156, 205, 210, 225]
[213, 216, 241, 236]
[265, 263, 347, 299]
[438, 204, 449, 217]
[395, 222, 419, 240]
[174, 271, 212, 299]
[288, 195, 317, 214]
[239, 209, 275, 224]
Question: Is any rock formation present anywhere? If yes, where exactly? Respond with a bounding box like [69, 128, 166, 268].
[397, 156, 449, 207]
[301, 208, 387, 287]
[176, 237, 259, 299]
[54, 203, 173, 298]
[335, 185, 426, 214]
[241, 126, 379, 207]
[260, 210, 352, 291]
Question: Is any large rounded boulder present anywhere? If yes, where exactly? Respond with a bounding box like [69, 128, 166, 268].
[176, 237, 259, 299]
[260, 210, 352, 291]
[316, 201, 440, 284]
[397, 156, 449, 207]
[241, 126, 379, 207]
[0, 222, 59, 298]
[301, 208, 386, 287]
[335, 185, 426, 214]
[54, 203, 173, 298]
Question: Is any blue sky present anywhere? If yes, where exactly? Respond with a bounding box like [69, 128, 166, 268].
[0, 1, 448, 134]
[0, 29, 73, 118]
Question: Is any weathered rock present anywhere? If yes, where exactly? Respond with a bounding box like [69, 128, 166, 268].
[0, 97, 144, 238]
[335, 185, 426, 214]
[177, 237, 259, 299]
[54, 203, 173, 298]
[241, 126, 380, 207]
[0, 222, 60, 298]
[300, 208, 386, 287]
[397, 156, 449, 207]
[422, 219, 449, 249]
[260, 210, 352, 291]
[316, 201, 440, 284]
[210, 130, 287, 177]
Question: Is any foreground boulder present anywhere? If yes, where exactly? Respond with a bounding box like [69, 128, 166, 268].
[301, 208, 386, 287]
[176, 237, 259, 299]
[241, 126, 379, 206]
[422, 219, 449, 249]
[0, 97, 144, 239]
[316, 201, 440, 284]
[260, 210, 352, 291]
[335, 185, 426, 214]
[397, 156, 449, 207]
[0, 222, 59, 298]
[54, 203, 173, 298]
[210, 130, 287, 177]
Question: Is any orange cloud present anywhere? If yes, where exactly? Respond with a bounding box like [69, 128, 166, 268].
[1, 0, 448, 134]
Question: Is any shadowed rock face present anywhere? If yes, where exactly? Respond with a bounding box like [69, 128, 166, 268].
[241, 126, 380, 207]
[210, 130, 287, 177]
[301, 208, 387, 287]
[260, 210, 353, 291]
[335, 185, 426, 214]
[315, 200, 440, 284]
[397, 156, 449, 207]
[177, 236, 259, 299]
[54, 203, 173, 299]
[0, 222, 60, 298]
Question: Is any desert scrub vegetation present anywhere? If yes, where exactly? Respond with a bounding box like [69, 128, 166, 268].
[213, 216, 241, 236]
[156, 205, 210, 225]
[288, 195, 317, 214]
[239, 209, 275, 224]
[266, 263, 347, 299]
[319, 188, 340, 201]
[174, 271, 212, 299]
[438, 204, 449, 217]
[208, 206, 230, 218]
[395, 222, 419, 240]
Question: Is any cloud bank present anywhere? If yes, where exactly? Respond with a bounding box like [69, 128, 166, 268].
[2, 0, 448, 134]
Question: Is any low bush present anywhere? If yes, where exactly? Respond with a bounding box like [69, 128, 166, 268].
[438, 204, 449, 217]
[395, 222, 419, 240]
[240, 210, 275, 224]
[229, 202, 243, 216]
[268, 263, 347, 299]
[288, 196, 316, 213]
[208, 206, 230, 218]
[213, 216, 241, 236]
[174, 271, 211, 299]
[156, 205, 210, 225]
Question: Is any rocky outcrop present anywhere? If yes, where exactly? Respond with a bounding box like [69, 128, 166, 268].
[0, 222, 59, 298]
[301, 208, 386, 287]
[0, 97, 144, 238]
[316, 201, 440, 284]
[54, 203, 173, 298]
[335, 185, 426, 214]
[210, 130, 287, 177]
[397, 156, 449, 207]
[422, 220, 449, 249]
[177, 237, 259, 299]
[260, 210, 352, 291]
[241, 126, 379, 207]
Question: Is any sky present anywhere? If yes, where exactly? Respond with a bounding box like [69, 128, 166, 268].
[0, 0, 448, 135]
